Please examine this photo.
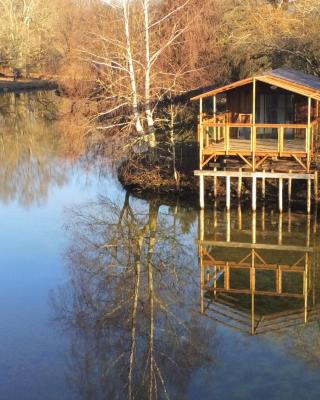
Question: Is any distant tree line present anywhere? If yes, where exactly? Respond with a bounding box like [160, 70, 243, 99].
[1, 0, 319, 157]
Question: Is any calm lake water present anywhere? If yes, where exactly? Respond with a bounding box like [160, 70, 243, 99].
[0, 91, 320, 400]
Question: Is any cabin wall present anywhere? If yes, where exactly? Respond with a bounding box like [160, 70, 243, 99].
[226, 81, 315, 124]
[226, 85, 252, 122]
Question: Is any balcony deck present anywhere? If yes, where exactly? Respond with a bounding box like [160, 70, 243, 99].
[203, 138, 307, 156]
[198, 116, 317, 170]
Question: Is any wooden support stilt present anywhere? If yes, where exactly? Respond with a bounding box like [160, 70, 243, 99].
[288, 207, 292, 233]
[304, 253, 308, 324]
[213, 167, 217, 198]
[314, 170, 318, 203]
[225, 262, 230, 290]
[262, 169, 266, 201]
[226, 176, 231, 211]
[307, 178, 311, 214]
[252, 210, 256, 244]
[238, 203, 242, 230]
[199, 209, 204, 314]
[226, 210, 231, 242]
[307, 213, 311, 247]
[261, 206, 265, 232]
[252, 177, 257, 211]
[214, 200, 218, 228]
[278, 213, 283, 245]
[238, 168, 242, 200]
[276, 266, 282, 294]
[251, 291, 255, 336]
[279, 178, 283, 213]
[200, 175, 204, 209]
[199, 209, 204, 241]
[251, 248, 255, 336]
[288, 169, 292, 204]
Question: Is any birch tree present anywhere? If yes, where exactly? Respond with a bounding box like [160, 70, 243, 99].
[52, 194, 216, 399]
[86, 0, 196, 153]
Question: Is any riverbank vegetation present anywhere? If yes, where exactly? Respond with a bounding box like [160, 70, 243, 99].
[1, 0, 319, 191]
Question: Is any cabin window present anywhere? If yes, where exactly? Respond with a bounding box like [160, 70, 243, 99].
[257, 93, 294, 124]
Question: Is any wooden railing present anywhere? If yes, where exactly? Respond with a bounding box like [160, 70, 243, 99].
[199, 118, 312, 156]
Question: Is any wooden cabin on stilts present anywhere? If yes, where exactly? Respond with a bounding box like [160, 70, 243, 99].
[192, 69, 320, 212]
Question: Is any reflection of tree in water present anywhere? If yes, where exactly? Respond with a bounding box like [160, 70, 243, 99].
[0, 91, 69, 207]
[53, 194, 216, 400]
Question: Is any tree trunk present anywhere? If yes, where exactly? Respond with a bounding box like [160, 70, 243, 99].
[122, 0, 144, 135]
[143, 0, 156, 148]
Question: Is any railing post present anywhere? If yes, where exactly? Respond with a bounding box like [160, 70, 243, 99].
[205, 126, 209, 147]
[226, 125, 230, 154]
[279, 126, 284, 155]
[213, 95, 217, 142]
[252, 78, 256, 171]
[199, 98, 203, 170]
[307, 97, 311, 172]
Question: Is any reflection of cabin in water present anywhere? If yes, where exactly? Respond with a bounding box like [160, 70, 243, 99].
[198, 208, 319, 335]
[192, 69, 320, 211]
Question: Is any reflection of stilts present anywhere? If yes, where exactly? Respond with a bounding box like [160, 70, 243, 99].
[198, 207, 318, 335]
[196, 170, 316, 213]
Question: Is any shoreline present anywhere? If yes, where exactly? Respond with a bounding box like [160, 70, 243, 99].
[0, 79, 58, 93]
[118, 159, 320, 213]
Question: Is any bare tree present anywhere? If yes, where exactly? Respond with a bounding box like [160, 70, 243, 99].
[52, 193, 216, 399]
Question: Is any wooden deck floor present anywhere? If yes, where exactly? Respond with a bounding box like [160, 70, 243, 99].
[203, 138, 306, 155]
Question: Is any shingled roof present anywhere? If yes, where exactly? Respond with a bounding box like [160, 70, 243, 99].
[191, 68, 320, 101]
[270, 68, 320, 91]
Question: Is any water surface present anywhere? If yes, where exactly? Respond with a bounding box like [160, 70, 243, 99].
[0, 91, 319, 400]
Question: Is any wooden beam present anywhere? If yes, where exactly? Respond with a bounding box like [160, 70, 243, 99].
[204, 286, 305, 298]
[307, 178, 311, 214]
[291, 154, 307, 170]
[237, 168, 242, 199]
[196, 240, 313, 252]
[262, 169, 266, 200]
[194, 170, 315, 180]
[307, 98, 311, 172]
[252, 79, 256, 171]
[203, 260, 307, 272]
[199, 98, 203, 170]
[279, 178, 283, 213]
[288, 169, 292, 203]
[191, 77, 253, 101]
[213, 95, 217, 142]
[199, 175, 204, 209]
[202, 122, 308, 129]
[201, 153, 216, 168]
[314, 171, 318, 202]
[226, 176, 231, 210]
[279, 126, 284, 154]
[252, 177, 257, 211]
[255, 154, 270, 169]
[237, 153, 253, 169]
